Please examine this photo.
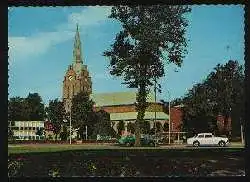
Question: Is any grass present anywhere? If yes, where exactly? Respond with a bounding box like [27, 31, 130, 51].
[8, 143, 244, 154]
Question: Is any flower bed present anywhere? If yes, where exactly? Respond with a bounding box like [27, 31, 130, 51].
[8, 148, 245, 177]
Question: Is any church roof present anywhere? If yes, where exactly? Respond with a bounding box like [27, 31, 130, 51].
[110, 111, 169, 121]
[91, 91, 156, 107]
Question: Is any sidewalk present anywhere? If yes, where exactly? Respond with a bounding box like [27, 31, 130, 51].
[159, 142, 245, 148]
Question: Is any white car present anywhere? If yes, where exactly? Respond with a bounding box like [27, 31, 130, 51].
[187, 133, 230, 147]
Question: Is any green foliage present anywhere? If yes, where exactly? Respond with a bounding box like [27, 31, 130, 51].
[156, 122, 163, 132]
[140, 120, 150, 134]
[45, 99, 65, 139]
[36, 128, 44, 137]
[8, 128, 14, 140]
[117, 120, 125, 135]
[104, 5, 191, 146]
[181, 60, 244, 137]
[26, 93, 45, 120]
[8, 93, 45, 121]
[92, 110, 116, 138]
[127, 122, 136, 134]
[71, 91, 96, 139]
[60, 125, 69, 141]
[163, 122, 169, 132]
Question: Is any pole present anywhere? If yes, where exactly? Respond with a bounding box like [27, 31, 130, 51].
[168, 92, 171, 145]
[241, 124, 244, 145]
[154, 77, 157, 147]
[86, 125, 87, 140]
[69, 110, 72, 144]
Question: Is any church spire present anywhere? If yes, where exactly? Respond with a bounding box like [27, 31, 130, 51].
[73, 23, 83, 64]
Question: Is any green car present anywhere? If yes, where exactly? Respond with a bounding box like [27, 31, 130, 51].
[118, 135, 156, 147]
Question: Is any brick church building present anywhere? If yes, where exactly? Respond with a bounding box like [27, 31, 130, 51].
[62, 24, 184, 134]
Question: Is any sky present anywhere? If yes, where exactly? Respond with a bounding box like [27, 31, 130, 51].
[8, 5, 245, 106]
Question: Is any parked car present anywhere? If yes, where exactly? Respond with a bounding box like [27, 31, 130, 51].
[118, 134, 156, 147]
[187, 133, 230, 147]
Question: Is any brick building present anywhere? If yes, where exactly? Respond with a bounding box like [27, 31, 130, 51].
[91, 92, 184, 134]
[216, 114, 232, 134]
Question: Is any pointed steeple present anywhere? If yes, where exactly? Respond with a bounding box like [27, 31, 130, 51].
[73, 23, 83, 64]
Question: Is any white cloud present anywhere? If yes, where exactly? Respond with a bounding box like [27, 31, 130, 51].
[8, 6, 112, 64]
[58, 6, 112, 30]
[8, 31, 74, 64]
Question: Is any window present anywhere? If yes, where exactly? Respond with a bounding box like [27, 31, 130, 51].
[205, 135, 212, 138]
[198, 134, 204, 138]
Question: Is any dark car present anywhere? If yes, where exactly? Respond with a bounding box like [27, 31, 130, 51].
[118, 134, 156, 147]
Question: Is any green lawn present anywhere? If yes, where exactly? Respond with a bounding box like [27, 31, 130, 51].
[8, 143, 244, 154]
[8, 144, 161, 154]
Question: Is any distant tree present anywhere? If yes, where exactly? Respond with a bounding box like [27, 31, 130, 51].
[127, 122, 136, 134]
[181, 60, 244, 137]
[163, 122, 169, 132]
[92, 110, 116, 138]
[156, 122, 163, 133]
[45, 99, 66, 140]
[8, 128, 14, 140]
[103, 5, 191, 146]
[59, 125, 69, 141]
[8, 97, 29, 121]
[117, 120, 125, 135]
[8, 93, 45, 121]
[71, 91, 96, 139]
[140, 120, 151, 134]
[25, 93, 45, 120]
[36, 128, 45, 138]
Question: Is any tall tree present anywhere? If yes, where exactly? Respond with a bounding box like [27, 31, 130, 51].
[140, 120, 150, 134]
[163, 122, 169, 132]
[8, 97, 29, 121]
[104, 5, 191, 146]
[25, 93, 45, 120]
[45, 99, 66, 140]
[127, 122, 136, 134]
[181, 60, 244, 137]
[117, 120, 125, 135]
[92, 110, 116, 138]
[71, 91, 96, 139]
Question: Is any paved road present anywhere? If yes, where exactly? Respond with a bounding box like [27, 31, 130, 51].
[8, 142, 244, 150]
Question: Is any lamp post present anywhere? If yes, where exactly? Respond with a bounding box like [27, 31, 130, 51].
[69, 109, 72, 144]
[154, 77, 162, 147]
[166, 90, 171, 145]
[154, 77, 157, 147]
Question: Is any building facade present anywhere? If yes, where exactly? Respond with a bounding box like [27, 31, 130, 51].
[92, 92, 177, 133]
[62, 25, 92, 113]
[8, 121, 45, 140]
[216, 114, 232, 134]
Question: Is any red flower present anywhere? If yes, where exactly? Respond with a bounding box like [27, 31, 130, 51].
[16, 156, 25, 161]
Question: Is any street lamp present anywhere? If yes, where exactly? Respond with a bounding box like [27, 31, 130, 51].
[154, 77, 162, 147]
[166, 90, 171, 145]
[69, 108, 72, 145]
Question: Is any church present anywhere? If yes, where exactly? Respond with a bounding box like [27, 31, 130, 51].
[62, 25, 92, 114]
[62, 25, 183, 135]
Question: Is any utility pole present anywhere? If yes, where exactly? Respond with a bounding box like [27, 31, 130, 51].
[69, 109, 72, 145]
[240, 118, 244, 145]
[154, 77, 157, 147]
[85, 125, 88, 140]
[168, 91, 171, 145]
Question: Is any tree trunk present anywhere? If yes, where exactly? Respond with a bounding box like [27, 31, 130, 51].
[135, 82, 148, 147]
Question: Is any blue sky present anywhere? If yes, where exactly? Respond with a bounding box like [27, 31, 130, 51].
[8, 5, 245, 105]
